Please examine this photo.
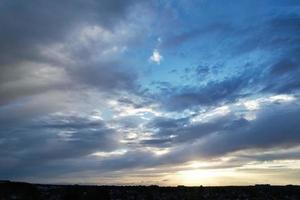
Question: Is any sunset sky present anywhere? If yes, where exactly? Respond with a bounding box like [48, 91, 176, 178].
[1, 0, 300, 186]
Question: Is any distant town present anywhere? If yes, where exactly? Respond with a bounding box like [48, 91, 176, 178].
[1, 181, 299, 200]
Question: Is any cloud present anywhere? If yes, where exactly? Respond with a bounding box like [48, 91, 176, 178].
[156, 101, 300, 165]
[1, 0, 300, 184]
[158, 71, 254, 111]
[0, 113, 120, 179]
[149, 49, 163, 64]
[0, 0, 141, 66]
[150, 3, 300, 111]
[0, 0, 144, 106]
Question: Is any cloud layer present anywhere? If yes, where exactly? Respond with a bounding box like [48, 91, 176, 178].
[0, 0, 300, 185]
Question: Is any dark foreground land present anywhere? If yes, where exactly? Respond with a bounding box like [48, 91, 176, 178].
[0, 181, 300, 200]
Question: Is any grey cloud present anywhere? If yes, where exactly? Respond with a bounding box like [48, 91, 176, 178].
[140, 138, 173, 147]
[143, 114, 249, 147]
[0, 0, 139, 66]
[238, 148, 300, 162]
[5, 102, 300, 180]
[147, 116, 189, 130]
[128, 102, 300, 168]
[1, 0, 300, 183]
[160, 73, 253, 111]
[0, 0, 145, 179]
[0, 114, 119, 179]
[69, 61, 137, 92]
[165, 103, 300, 162]
[0, 0, 143, 106]
[97, 150, 156, 171]
[2, 150, 158, 180]
[36, 115, 106, 130]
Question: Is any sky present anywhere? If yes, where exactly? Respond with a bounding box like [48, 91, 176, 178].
[0, 0, 300, 186]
